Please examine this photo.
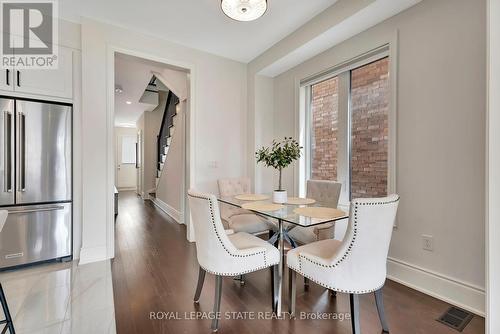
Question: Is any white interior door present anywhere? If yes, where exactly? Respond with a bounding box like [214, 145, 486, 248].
[116, 134, 137, 190]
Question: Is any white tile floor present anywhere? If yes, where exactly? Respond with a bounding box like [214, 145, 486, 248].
[0, 260, 116, 334]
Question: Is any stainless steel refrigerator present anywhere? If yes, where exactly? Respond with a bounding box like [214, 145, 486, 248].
[0, 97, 72, 269]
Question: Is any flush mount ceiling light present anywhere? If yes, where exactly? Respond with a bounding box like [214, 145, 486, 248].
[221, 0, 267, 22]
[126, 101, 132, 105]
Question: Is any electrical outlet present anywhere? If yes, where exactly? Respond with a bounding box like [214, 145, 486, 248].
[422, 235, 434, 251]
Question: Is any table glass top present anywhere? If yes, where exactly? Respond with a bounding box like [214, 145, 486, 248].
[217, 194, 349, 227]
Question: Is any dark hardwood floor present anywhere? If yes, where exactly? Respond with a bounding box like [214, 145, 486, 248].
[111, 191, 485, 334]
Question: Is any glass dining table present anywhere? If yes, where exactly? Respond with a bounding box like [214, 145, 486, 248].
[217, 194, 349, 315]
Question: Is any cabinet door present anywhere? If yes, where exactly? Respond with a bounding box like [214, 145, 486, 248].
[14, 45, 73, 99]
[0, 33, 14, 92]
[0, 68, 14, 92]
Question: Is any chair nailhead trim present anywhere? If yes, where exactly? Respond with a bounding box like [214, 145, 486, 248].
[200, 261, 280, 277]
[294, 196, 399, 294]
[289, 264, 385, 294]
[189, 192, 277, 275]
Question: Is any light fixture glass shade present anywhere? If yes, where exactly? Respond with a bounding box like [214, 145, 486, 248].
[221, 0, 267, 22]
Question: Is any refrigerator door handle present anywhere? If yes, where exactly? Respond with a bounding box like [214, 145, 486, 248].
[7, 205, 65, 214]
[18, 112, 26, 192]
[3, 110, 12, 193]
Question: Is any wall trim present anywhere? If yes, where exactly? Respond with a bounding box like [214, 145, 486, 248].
[106, 45, 197, 262]
[150, 198, 183, 224]
[387, 257, 485, 316]
[79, 246, 109, 265]
[487, 0, 500, 332]
[117, 186, 136, 191]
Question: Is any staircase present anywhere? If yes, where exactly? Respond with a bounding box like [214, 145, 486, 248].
[150, 90, 179, 198]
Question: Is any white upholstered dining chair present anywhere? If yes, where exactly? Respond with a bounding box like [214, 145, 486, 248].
[288, 179, 342, 245]
[287, 180, 342, 290]
[287, 195, 400, 334]
[217, 178, 276, 235]
[188, 190, 280, 332]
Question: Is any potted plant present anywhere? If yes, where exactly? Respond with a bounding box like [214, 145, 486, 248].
[256, 137, 302, 204]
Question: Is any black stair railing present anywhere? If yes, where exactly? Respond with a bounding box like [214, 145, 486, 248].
[157, 90, 180, 172]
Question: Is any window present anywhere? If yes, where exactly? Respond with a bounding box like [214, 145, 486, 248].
[303, 49, 391, 201]
[121, 135, 137, 164]
[350, 58, 389, 198]
[311, 76, 339, 181]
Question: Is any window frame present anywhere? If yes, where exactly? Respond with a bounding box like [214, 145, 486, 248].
[121, 135, 137, 165]
[299, 44, 397, 205]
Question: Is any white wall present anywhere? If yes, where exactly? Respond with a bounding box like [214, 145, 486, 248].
[253, 76, 275, 193]
[154, 68, 188, 219]
[250, 0, 486, 314]
[487, 0, 500, 331]
[79, 18, 247, 264]
[155, 67, 188, 101]
[136, 114, 145, 197]
[156, 102, 185, 220]
[143, 92, 166, 194]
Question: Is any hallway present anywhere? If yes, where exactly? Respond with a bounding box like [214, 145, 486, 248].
[111, 192, 485, 334]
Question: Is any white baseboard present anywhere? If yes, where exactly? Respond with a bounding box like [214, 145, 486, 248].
[78, 245, 109, 265]
[116, 186, 136, 191]
[387, 257, 485, 316]
[151, 197, 183, 224]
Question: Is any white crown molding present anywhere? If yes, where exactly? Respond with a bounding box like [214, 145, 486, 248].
[257, 0, 421, 77]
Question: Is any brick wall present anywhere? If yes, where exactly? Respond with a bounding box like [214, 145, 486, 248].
[311, 77, 339, 181]
[350, 57, 389, 198]
[310, 58, 389, 198]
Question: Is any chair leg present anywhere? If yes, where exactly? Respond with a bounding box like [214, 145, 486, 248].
[288, 235, 298, 249]
[304, 276, 309, 290]
[288, 268, 296, 317]
[272, 265, 279, 312]
[374, 288, 389, 333]
[268, 232, 279, 246]
[194, 266, 206, 303]
[233, 274, 245, 285]
[0, 283, 15, 334]
[349, 293, 361, 334]
[271, 265, 275, 310]
[211, 276, 223, 332]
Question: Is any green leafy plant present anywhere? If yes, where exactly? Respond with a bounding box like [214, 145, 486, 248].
[256, 137, 302, 191]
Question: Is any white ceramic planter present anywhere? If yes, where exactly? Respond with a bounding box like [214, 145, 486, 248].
[273, 190, 287, 204]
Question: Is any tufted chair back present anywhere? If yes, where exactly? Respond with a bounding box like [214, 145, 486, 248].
[334, 196, 399, 292]
[0, 210, 7, 233]
[297, 195, 399, 293]
[341, 195, 399, 291]
[306, 180, 342, 208]
[217, 178, 251, 197]
[217, 178, 252, 226]
[188, 191, 240, 272]
[188, 190, 273, 276]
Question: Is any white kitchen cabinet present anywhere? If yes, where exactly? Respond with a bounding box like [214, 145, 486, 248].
[0, 33, 14, 91]
[0, 68, 14, 92]
[13, 45, 73, 99]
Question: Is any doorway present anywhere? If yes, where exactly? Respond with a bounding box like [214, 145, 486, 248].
[115, 128, 138, 191]
[111, 49, 194, 242]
